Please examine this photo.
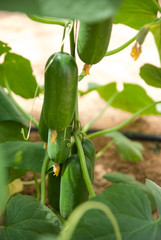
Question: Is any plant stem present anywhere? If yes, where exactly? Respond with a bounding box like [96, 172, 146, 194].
[74, 94, 79, 131]
[22, 178, 41, 185]
[27, 15, 66, 26]
[61, 25, 67, 52]
[146, 17, 161, 29]
[40, 152, 49, 205]
[87, 101, 161, 139]
[58, 201, 122, 240]
[82, 91, 119, 134]
[33, 172, 40, 201]
[74, 132, 95, 198]
[71, 19, 95, 197]
[96, 140, 115, 158]
[105, 35, 137, 57]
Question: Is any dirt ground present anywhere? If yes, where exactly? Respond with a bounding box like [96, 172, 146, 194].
[1, 12, 161, 197]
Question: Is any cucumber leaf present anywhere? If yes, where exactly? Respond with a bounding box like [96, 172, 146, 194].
[0, 41, 11, 56]
[1, 0, 122, 23]
[0, 87, 28, 125]
[8, 168, 27, 183]
[0, 194, 62, 240]
[114, 0, 158, 30]
[70, 184, 161, 240]
[151, 24, 161, 62]
[140, 64, 161, 88]
[2, 53, 40, 99]
[103, 172, 156, 210]
[0, 145, 8, 215]
[80, 82, 160, 115]
[105, 131, 143, 162]
[0, 122, 27, 143]
[0, 87, 28, 142]
[0, 141, 46, 173]
[146, 179, 161, 215]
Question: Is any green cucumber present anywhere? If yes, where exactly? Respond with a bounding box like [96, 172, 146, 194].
[47, 171, 61, 211]
[47, 126, 71, 164]
[72, 138, 95, 183]
[77, 18, 113, 64]
[38, 103, 48, 142]
[60, 154, 91, 219]
[43, 52, 78, 130]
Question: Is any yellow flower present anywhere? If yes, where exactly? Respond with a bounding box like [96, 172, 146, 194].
[53, 164, 60, 177]
[130, 42, 142, 61]
[82, 64, 90, 75]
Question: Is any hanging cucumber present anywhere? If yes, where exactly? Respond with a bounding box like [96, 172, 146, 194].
[47, 171, 61, 211]
[77, 18, 113, 64]
[43, 52, 78, 130]
[72, 138, 95, 183]
[47, 126, 71, 164]
[60, 154, 92, 219]
[38, 103, 48, 143]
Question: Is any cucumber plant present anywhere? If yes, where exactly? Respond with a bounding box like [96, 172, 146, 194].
[1, 0, 161, 240]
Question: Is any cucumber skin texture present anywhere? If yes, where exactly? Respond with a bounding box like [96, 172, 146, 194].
[47, 171, 61, 210]
[60, 154, 91, 219]
[47, 127, 71, 164]
[72, 138, 95, 182]
[43, 52, 78, 130]
[38, 103, 48, 142]
[77, 18, 113, 64]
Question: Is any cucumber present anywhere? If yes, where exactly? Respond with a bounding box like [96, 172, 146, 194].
[43, 52, 78, 130]
[48, 171, 61, 210]
[72, 138, 95, 182]
[38, 103, 48, 142]
[47, 126, 71, 164]
[60, 154, 92, 219]
[77, 18, 113, 64]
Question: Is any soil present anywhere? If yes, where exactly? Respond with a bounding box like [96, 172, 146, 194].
[1, 12, 161, 198]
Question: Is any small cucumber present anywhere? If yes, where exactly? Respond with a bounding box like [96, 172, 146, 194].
[72, 138, 95, 182]
[38, 103, 48, 142]
[60, 154, 91, 219]
[47, 126, 71, 164]
[47, 171, 61, 211]
[43, 52, 78, 130]
[77, 18, 113, 64]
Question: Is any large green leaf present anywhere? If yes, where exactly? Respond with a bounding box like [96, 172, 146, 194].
[0, 87, 28, 142]
[2, 53, 39, 99]
[140, 64, 161, 88]
[0, 194, 62, 240]
[0, 121, 27, 143]
[0, 87, 28, 125]
[1, 0, 122, 23]
[151, 24, 161, 62]
[104, 172, 156, 210]
[0, 41, 11, 57]
[114, 0, 158, 30]
[0, 145, 8, 215]
[70, 184, 161, 240]
[80, 82, 160, 114]
[0, 64, 4, 86]
[105, 131, 143, 162]
[1, 141, 46, 173]
[8, 168, 27, 183]
[146, 179, 161, 215]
